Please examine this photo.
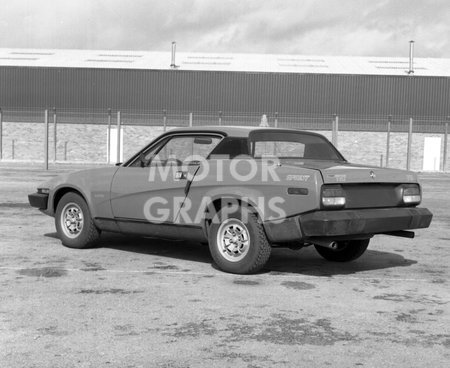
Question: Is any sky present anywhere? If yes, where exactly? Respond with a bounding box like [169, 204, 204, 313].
[0, 0, 449, 58]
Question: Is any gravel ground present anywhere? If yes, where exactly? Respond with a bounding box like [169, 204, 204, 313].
[0, 163, 449, 367]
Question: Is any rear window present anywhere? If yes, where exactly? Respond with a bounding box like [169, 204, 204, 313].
[249, 131, 344, 161]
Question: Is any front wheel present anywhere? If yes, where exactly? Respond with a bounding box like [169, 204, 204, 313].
[55, 192, 100, 249]
[208, 207, 271, 274]
[314, 239, 369, 262]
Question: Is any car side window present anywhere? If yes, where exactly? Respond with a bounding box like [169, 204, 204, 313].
[254, 141, 305, 158]
[152, 135, 221, 165]
[208, 137, 249, 158]
[128, 139, 167, 167]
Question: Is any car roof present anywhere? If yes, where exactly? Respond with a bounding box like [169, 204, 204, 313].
[167, 126, 324, 138]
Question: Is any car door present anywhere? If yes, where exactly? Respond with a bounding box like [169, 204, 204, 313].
[110, 133, 221, 224]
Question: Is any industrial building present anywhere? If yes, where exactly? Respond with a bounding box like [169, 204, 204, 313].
[0, 47, 449, 126]
[0, 46, 449, 172]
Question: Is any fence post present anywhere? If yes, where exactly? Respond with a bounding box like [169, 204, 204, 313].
[0, 108, 3, 160]
[443, 118, 448, 172]
[189, 112, 193, 127]
[107, 108, 111, 163]
[44, 109, 49, 170]
[406, 117, 413, 170]
[336, 115, 339, 147]
[386, 115, 391, 167]
[274, 112, 278, 128]
[332, 114, 339, 147]
[116, 111, 121, 164]
[53, 107, 57, 162]
[64, 141, 68, 161]
[219, 111, 222, 126]
[163, 109, 167, 132]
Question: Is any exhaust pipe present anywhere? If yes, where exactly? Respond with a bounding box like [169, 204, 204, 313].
[382, 230, 415, 239]
[312, 239, 339, 250]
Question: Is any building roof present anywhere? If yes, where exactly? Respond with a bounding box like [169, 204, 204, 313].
[1, 47, 450, 77]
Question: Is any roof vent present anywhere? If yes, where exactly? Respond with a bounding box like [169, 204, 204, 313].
[85, 59, 134, 63]
[183, 56, 232, 66]
[97, 54, 143, 58]
[0, 57, 39, 61]
[10, 51, 54, 56]
[408, 40, 414, 75]
[170, 42, 179, 69]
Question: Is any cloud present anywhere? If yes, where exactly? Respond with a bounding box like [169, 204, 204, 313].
[0, 0, 449, 57]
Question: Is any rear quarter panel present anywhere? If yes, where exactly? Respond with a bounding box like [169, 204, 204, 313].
[183, 159, 323, 224]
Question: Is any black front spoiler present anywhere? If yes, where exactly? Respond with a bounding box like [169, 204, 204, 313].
[28, 193, 49, 210]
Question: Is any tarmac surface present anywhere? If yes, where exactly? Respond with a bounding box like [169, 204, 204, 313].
[0, 163, 449, 367]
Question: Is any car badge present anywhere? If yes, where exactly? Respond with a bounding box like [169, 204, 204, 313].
[369, 170, 376, 180]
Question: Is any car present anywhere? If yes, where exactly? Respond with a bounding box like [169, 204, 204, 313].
[28, 126, 433, 274]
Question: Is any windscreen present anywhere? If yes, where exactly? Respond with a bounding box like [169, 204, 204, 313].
[249, 131, 345, 161]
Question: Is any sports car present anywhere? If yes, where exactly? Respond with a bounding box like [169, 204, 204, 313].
[29, 126, 433, 274]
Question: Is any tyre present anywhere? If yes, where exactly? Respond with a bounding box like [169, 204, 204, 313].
[314, 239, 370, 262]
[208, 206, 271, 274]
[55, 192, 100, 249]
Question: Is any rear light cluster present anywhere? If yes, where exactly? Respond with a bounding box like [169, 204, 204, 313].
[402, 184, 421, 205]
[320, 183, 422, 210]
[321, 185, 346, 209]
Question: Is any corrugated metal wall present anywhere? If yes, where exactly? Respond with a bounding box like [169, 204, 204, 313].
[1, 66, 449, 117]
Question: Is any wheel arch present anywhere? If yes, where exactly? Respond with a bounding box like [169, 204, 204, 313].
[202, 195, 264, 239]
[53, 186, 88, 213]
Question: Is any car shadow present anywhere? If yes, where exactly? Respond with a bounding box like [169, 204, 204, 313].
[266, 247, 417, 277]
[89, 232, 417, 277]
[44, 232, 60, 239]
[97, 232, 214, 265]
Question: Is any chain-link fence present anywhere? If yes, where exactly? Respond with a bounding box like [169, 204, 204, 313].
[0, 107, 448, 172]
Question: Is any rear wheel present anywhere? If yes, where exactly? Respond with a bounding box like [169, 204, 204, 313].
[208, 206, 271, 274]
[55, 192, 100, 249]
[314, 239, 369, 262]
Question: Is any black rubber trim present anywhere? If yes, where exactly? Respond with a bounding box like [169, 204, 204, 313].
[299, 207, 433, 237]
[263, 216, 303, 243]
[28, 193, 49, 210]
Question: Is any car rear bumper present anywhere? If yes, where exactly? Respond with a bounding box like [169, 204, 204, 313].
[299, 207, 432, 237]
[264, 207, 433, 243]
[28, 193, 49, 210]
